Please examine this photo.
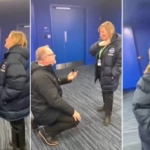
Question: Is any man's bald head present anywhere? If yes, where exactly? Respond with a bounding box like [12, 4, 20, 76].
[35, 45, 56, 66]
[36, 45, 53, 61]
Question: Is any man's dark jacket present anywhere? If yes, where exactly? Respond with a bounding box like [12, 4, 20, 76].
[31, 62, 74, 125]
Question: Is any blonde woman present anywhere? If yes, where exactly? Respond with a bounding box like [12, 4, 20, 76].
[0, 31, 29, 149]
[90, 21, 121, 126]
[133, 64, 150, 150]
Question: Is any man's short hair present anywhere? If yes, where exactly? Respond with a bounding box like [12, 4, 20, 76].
[36, 45, 50, 61]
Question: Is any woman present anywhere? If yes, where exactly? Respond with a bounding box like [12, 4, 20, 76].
[133, 64, 150, 150]
[0, 31, 29, 149]
[90, 21, 121, 126]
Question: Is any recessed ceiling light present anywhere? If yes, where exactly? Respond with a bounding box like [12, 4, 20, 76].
[56, 7, 70, 10]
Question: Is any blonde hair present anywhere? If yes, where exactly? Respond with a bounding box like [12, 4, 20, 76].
[36, 45, 51, 61]
[98, 21, 115, 39]
[9, 31, 28, 47]
[144, 64, 150, 74]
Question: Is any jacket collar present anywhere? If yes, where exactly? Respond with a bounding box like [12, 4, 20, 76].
[9, 44, 21, 51]
[3, 44, 21, 59]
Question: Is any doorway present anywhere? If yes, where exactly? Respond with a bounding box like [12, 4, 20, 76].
[51, 6, 86, 70]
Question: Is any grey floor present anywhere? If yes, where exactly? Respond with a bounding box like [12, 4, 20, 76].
[0, 117, 30, 150]
[31, 65, 122, 150]
[123, 91, 141, 150]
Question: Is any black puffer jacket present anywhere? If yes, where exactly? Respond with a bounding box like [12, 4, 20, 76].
[0, 45, 29, 121]
[90, 33, 121, 91]
[133, 71, 150, 150]
[31, 62, 74, 126]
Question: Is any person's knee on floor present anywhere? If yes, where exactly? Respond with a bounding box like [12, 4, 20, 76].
[38, 120, 80, 146]
[38, 111, 81, 146]
[70, 119, 80, 128]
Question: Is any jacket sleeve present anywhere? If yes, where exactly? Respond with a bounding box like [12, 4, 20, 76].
[133, 104, 150, 133]
[111, 47, 121, 77]
[57, 77, 72, 85]
[89, 41, 101, 57]
[1, 63, 27, 102]
[36, 75, 74, 115]
[132, 83, 150, 133]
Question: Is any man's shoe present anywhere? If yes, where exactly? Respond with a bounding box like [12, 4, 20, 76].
[103, 116, 110, 126]
[39, 128, 59, 146]
[97, 106, 105, 112]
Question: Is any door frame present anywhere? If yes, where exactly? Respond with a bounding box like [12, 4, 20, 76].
[16, 24, 30, 30]
[132, 26, 144, 76]
[50, 4, 88, 68]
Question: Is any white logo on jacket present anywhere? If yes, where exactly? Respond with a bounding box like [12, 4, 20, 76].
[108, 48, 115, 56]
[0, 62, 6, 72]
[109, 48, 115, 53]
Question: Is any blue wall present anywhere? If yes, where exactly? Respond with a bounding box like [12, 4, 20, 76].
[0, 15, 29, 61]
[132, 23, 150, 73]
[123, 0, 150, 89]
[123, 26, 141, 89]
[100, 0, 121, 34]
[31, 0, 121, 64]
[123, 24, 150, 89]
[123, 23, 150, 89]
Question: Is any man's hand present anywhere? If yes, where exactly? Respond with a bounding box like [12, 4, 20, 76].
[67, 71, 78, 81]
[73, 110, 81, 121]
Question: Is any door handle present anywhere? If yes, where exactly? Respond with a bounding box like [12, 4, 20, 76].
[64, 31, 67, 42]
[138, 56, 143, 60]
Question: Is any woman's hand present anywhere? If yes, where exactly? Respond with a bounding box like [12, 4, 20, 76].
[98, 39, 110, 46]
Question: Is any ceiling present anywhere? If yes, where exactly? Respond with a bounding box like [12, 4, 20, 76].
[1, 0, 149, 25]
[0, 0, 29, 18]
